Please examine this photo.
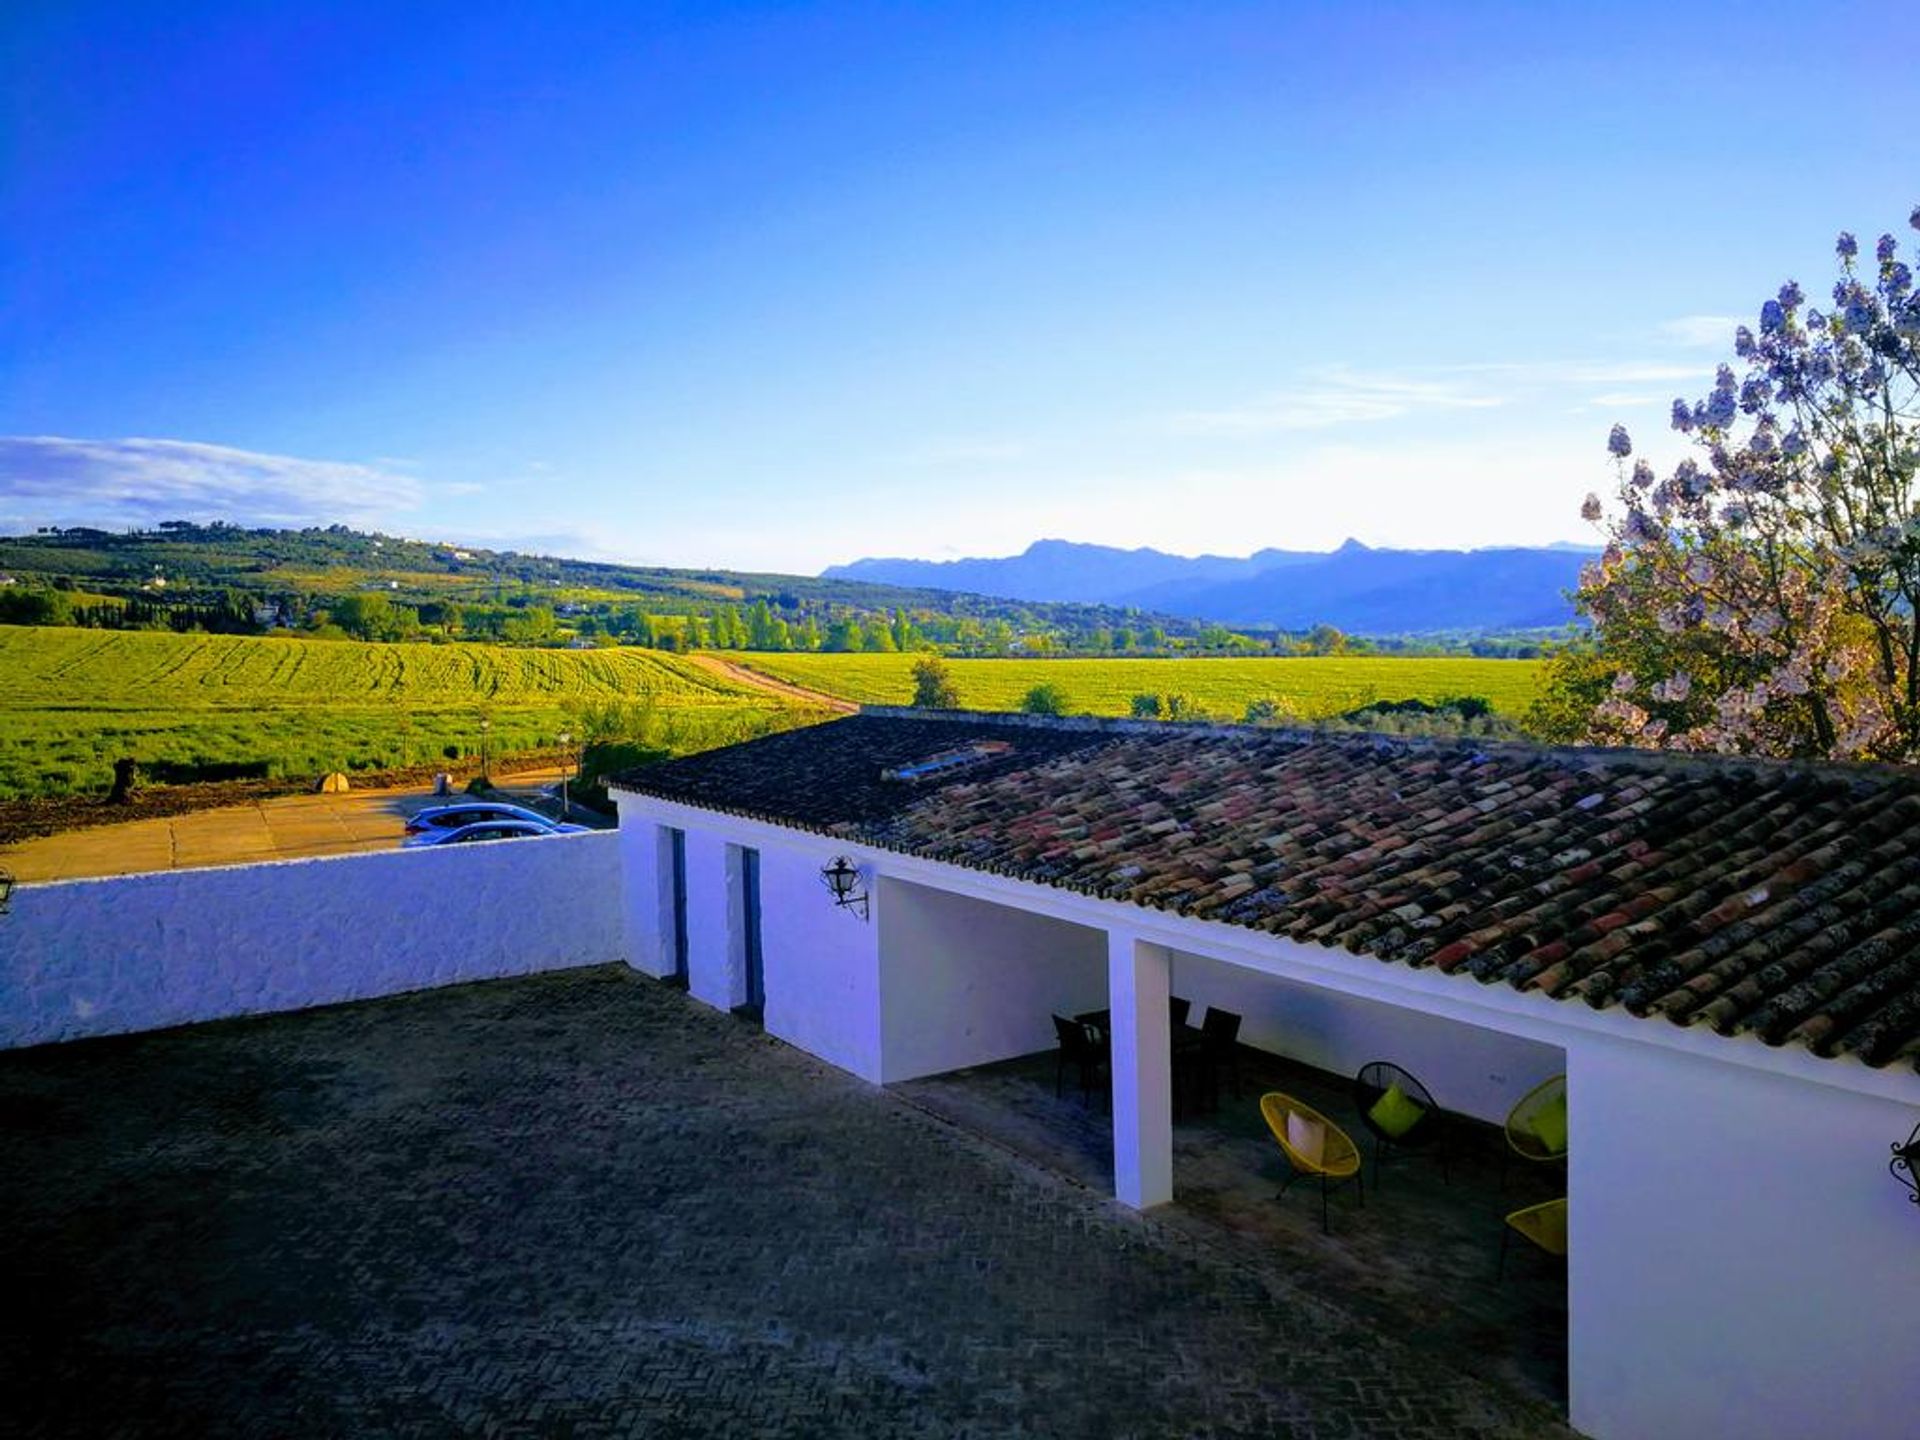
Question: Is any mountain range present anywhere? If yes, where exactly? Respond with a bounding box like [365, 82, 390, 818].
[824, 539, 1596, 633]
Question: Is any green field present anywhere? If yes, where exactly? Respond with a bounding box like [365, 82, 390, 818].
[0, 628, 1548, 801]
[739, 652, 1544, 719]
[0, 627, 812, 799]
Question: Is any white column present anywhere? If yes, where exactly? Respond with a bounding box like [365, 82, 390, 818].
[1108, 929, 1174, 1209]
[681, 829, 738, 1011]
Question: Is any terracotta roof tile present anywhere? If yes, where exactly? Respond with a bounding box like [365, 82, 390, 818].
[619, 709, 1920, 1072]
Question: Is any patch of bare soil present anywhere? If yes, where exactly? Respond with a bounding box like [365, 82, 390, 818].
[686, 653, 858, 712]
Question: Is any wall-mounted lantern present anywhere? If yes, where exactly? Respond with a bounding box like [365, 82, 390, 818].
[0, 865, 13, 916]
[1894, 1121, 1920, 1208]
[820, 856, 869, 920]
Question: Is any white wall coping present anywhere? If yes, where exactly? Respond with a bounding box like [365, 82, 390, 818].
[609, 788, 1920, 1109]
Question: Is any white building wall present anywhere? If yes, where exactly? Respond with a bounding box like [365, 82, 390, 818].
[759, 843, 883, 1082]
[1169, 947, 1564, 1123]
[876, 877, 1108, 1083]
[0, 830, 622, 1050]
[1568, 1031, 1920, 1440]
[679, 828, 741, 1011]
[609, 794, 889, 1080]
[618, 820, 679, 980]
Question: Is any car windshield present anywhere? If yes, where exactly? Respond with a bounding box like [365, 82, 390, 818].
[432, 808, 507, 828]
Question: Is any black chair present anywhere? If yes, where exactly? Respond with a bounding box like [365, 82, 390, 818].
[1169, 995, 1193, 1028]
[1352, 1061, 1449, 1189]
[1198, 1007, 1244, 1108]
[1052, 1014, 1108, 1108]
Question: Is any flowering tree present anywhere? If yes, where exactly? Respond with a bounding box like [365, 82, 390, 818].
[1538, 206, 1920, 760]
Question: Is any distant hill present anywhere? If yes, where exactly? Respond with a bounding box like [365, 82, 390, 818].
[826, 538, 1324, 605]
[0, 522, 1206, 642]
[826, 538, 1594, 632]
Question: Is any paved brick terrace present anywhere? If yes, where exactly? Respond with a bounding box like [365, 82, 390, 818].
[0, 966, 1575, 1438]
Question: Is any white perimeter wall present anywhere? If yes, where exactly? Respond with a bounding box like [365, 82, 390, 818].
[877, 877, 1107, 1083]
[1569, 1031, 1920, 1440]
[0, 830, 622, 1050]
[1169, 948, 1563, 1123]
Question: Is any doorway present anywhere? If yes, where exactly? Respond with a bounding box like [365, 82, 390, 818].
[668, 827, 690, 987]
[736, 845, 765, 1021]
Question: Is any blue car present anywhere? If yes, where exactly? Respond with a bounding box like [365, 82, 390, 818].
[404, 818, 590, 848]
[404, 801, 573, 838]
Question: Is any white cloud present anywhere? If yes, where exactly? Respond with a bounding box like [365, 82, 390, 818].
[0, 436, 425, 530]
[1167, 367, 1506, 436]
[1545, 361, 1708, 385]
[1446, 359, 1708, 386]
[1657, 314, 1746, 348]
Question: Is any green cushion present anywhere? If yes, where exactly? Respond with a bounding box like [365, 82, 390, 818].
[1367, 1081, 1427, 1140]
[1528, 1093, 1568, 1154]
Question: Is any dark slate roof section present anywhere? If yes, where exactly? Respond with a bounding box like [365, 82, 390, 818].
[613, 711, 1121, 831]
[619, 708, 1920, 1072]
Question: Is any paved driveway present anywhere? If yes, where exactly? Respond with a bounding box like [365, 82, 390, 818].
[0, 967, 1575, 1439]
[1, 768, 576, 881]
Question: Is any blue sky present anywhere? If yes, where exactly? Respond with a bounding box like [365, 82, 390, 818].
[3, 1, 1916, 573]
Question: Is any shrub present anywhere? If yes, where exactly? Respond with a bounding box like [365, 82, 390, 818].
[1243, 695, 1299, 726]
[910, 655, 961, 709]
[1020, 682, 1070, 716]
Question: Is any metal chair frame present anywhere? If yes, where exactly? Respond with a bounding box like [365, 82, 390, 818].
[1260, 1093, 1364, 1234]
[1351, 1060, 1450, 1190]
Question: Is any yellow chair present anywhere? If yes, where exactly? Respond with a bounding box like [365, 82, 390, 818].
[1497, 1196, 1567, 1278]
[1259, 1092, 1363, 1233]
[1501, 1074, 1567, 1188]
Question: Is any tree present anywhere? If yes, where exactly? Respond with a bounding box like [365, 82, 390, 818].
[1129, 693, 1162, 718]
[862, 617, 898, 653]
[745, 599, 792, 651]
[910, 655, 961, 709]
[1019, 682, 1070, 716]
[499, 605, 553, 644]
[332, 591, 416, 642]
[0, 588, 72, 625]
[1550, 206, 1920, 761]
[1304, 624, 1349, 657]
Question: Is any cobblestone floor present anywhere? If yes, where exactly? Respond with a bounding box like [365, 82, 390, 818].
[899, 1050, 1569, 1409]
[0, 967, 1577, 1439]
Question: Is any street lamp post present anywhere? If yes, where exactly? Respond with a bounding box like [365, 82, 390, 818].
[557, 730, 573, 818]
[479, 717, 492, 781]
